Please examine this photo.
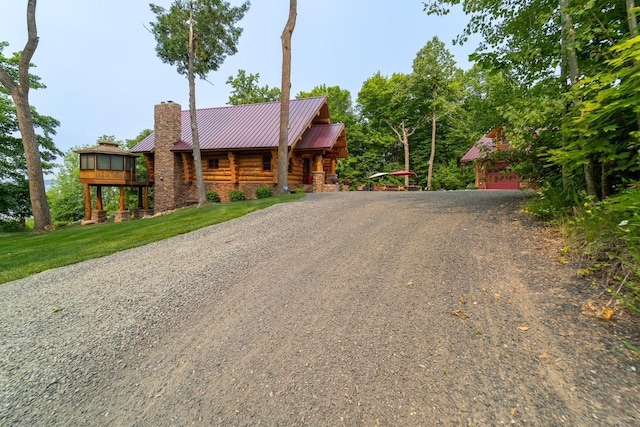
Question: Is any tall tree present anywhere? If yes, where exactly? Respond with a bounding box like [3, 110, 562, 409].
[150, 0, 250, 205]
[278, 0, 296, 194]
[226, 69, 281, 105]
[410, 37, 458, 190]
[0, 0, 54, 231]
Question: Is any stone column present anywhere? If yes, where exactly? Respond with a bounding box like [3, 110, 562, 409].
[312, 171, 325, 193]
[153, 101, 182, 212]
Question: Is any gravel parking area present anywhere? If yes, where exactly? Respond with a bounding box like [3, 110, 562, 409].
[1, 191, 638, 425]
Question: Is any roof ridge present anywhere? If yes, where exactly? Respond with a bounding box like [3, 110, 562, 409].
[184, 96, 327, 113]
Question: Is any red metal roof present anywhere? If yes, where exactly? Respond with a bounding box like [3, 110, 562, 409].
[295, 123, 344, 150]
[460, 135, 494, 163]
[131, 97, 329, 153]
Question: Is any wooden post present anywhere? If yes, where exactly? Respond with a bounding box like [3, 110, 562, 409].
[330, 158, 337, 175]
[144, 186, 149, 210]
[96, 186, 103, 210]
[84, 183, 92, 220]
[271, 149, 279, 184]
[315, 154, 324, 172]
[119, 186, 126, 211]
[137, 187, 143, 208]
[228, 152, 238, 183]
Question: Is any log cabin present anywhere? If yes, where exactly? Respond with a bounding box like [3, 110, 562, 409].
[130, 96, 348, 212]
[460, 127, 521, 190]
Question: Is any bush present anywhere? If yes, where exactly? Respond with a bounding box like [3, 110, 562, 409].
[228, 189, 245, 202]
[205, 191, 220, 203]
[0, 220, 26, 232]
[255, 187, 273, 199]
[293, 187, 305, 194]
[431, 160, 475, 190]
[569, 185, 640, 314]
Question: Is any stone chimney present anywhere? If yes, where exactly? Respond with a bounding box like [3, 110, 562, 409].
[153, 101, 182, 212]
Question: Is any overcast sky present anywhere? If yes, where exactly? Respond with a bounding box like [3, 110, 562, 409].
[4, 0, 477, 168]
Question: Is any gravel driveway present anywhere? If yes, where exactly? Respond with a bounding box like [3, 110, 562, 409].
[1, 191, 639, 426]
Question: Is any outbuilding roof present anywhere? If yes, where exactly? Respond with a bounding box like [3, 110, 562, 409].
[76, 141, 138, 157]
[131, 97, 333, 153]
[460, 135, 495, 163]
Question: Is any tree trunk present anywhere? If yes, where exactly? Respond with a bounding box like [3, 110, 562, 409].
[402, 123, 410, 188]
[627, 0, 638, 35]
[278, 0, 297, 194]
[0, 0, 52, 231]
[560, 0, 599, 197]
[427, 85, 437, 191]
[188, 5, 206, 206]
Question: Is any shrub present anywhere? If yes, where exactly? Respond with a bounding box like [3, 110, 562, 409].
[0, 220, 26, 232]
[229, 189, 245, 202]
[293, 187, 305, 194]
[255, 187, 273, 199]
[205, 190, 221, 203]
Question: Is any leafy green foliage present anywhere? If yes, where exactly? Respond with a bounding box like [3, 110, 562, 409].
[149, 0, 250, 79]
[0, 194, 305, 284]
[228, 189, 245, 201]
[205, 190, 221, 202]
[226, 69, 280, 105]
[569, 185, 640, 313]
[255, 187, 273, 199]
[431, 160, 475, 190]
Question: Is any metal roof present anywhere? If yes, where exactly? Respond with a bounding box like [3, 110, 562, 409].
[460, 135, 494, 163]
[76, 141, 138, 157]
[295, 123, 344, 150]
[131, 97, 330, 153]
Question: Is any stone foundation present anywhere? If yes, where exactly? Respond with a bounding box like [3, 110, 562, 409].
[114, 210, 132, 222]
[134, 208, 154, 218]
[91, 210, 108, 223]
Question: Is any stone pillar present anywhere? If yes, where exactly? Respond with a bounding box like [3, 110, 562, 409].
[115, 211, 131, 222]
[312, 171, 325, 193]
[154, 101, 182, 213]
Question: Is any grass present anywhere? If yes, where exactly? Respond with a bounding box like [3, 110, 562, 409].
[0, 194, 305, 285]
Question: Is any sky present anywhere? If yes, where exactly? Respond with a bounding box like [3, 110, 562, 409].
[3, 0, 478, 172]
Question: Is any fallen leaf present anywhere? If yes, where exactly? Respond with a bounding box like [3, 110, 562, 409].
[600, 306, 614, 321]
[407, 281, 414, 287]
[518, 326, 529, 332]
[451, 310, 470, 320]
[494, 293, 501, 300]
[511, 408, 517, 416]
[459, 296, 467, 305]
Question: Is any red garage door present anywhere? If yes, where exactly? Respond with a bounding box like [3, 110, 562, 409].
[486, 163, 520, 190]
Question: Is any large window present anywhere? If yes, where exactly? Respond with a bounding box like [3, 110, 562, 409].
[208, 158, 219, 169]
[80, 154, 95, 170]
[97, 154, 111, 170]
[97, 154, 124, 170]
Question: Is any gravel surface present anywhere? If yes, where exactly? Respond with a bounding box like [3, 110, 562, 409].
[1, 191, 639, 426]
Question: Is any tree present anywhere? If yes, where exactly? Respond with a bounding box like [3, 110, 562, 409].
[410, 37, 459, 190]
[277, 0, 296, 194]
[424, 0, 636, 198]
[0, 46, 60, 227]
[150, 0, 250, 205]
[0, 0, 55, 231]
[226, 69, 281, 105]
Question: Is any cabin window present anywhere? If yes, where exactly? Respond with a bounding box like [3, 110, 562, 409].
[126, 157, 135, 173]
[208, 158, 219, 169]
[97, 154, 125, 170]
[262, 155, 271, 172]
[97, 154, 111, 170]
[288, 158, 294, 173]
[110, 155, 124, 171]
[80, 154, 95, 170]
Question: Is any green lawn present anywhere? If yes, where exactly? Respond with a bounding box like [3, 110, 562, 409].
[0, 194, 305, 285]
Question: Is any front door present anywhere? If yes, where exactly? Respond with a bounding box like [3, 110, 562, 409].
[303, 158, 312, 184]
